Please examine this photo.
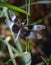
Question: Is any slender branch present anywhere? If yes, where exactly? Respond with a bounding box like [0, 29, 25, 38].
[41, 56, 48, 65]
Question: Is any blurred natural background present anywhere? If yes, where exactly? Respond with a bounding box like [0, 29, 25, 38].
[0, 0, 51, 65]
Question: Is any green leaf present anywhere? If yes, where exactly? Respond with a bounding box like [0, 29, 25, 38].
[16, 41, 23, 54]
[0, 38, 17, 65]
[49, 55, 51, 65]
[6, 42, 17, 65]
[14, 11, 20, 17]
[0, 1, 29, 16]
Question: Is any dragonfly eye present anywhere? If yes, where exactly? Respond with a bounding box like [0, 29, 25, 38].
[12, 24, 20, 33]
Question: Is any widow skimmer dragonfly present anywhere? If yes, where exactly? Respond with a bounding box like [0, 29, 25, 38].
[8, 10, 46, 43]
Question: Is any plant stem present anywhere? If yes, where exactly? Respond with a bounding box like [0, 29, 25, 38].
[26, 0, 30, 52]
[20, 1, 51, 8]
[26, 0, 30, 25]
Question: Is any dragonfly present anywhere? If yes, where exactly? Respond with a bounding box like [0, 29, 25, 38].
[9, 10, 46, 43]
